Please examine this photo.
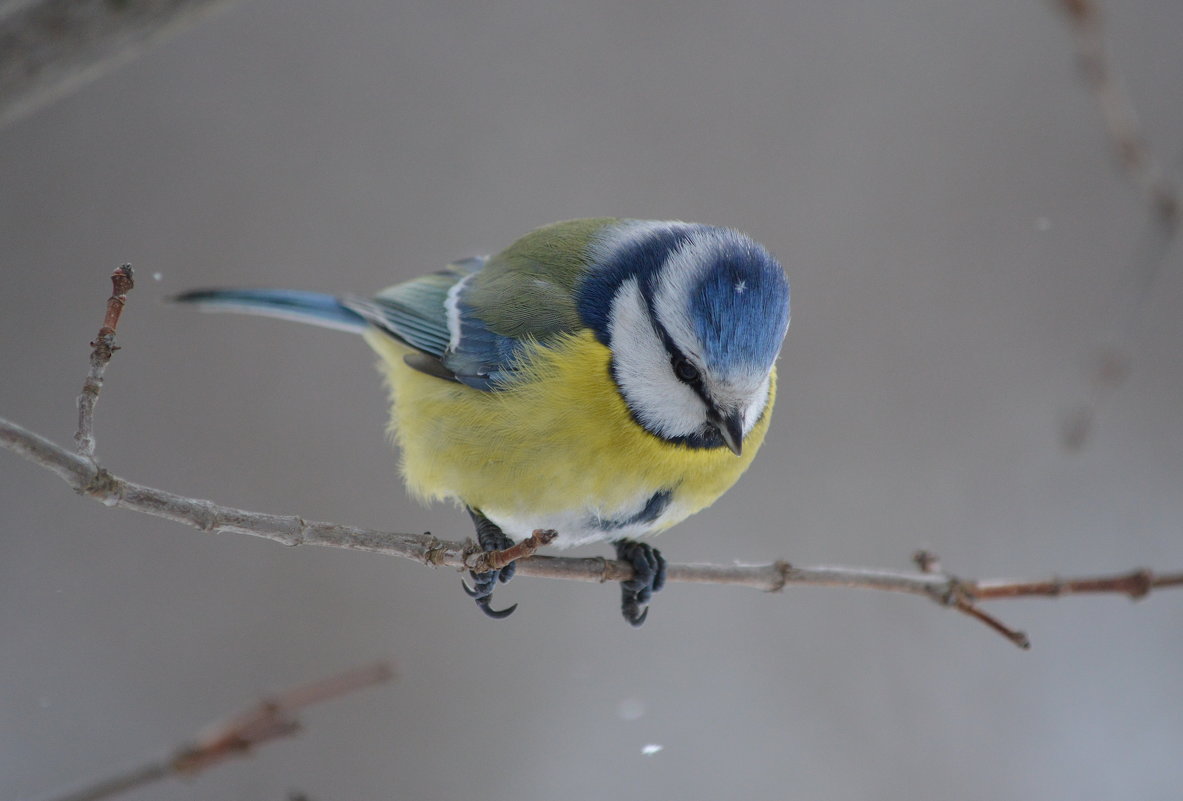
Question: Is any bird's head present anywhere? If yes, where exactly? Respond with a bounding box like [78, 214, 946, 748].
[579, 221, 790, 454]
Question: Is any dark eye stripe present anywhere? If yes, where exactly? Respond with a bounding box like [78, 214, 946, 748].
[636, 277, 712, 406]
[653, 322, 710, 410]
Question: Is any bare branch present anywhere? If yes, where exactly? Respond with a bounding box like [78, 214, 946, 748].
[973, 568, 1175, 600]
[36, 662, 394, 801]
[0, 0, 238, 130]
[949, 595, 1032, 649]
[477, 528, 558, 572]
[75, 264, 133, 460]
[4, 415, 1181, 650]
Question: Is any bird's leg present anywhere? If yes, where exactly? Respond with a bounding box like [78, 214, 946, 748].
[461, 507, 518, 619]
[613, 539, 667, 627]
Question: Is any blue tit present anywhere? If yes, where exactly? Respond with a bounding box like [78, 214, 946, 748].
[175, 218, 790, 625]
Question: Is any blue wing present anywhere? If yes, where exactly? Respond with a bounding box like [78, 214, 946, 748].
[440, 285, 535, 390]
[176, 255, 550, 392]
[342, 260, 481, 359]
[341, 256, 531, 390]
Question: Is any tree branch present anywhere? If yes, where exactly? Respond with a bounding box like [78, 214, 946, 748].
[36, 662, 394, 801]
[75, 264, 132, 460]
[5, 413, 1182, 651]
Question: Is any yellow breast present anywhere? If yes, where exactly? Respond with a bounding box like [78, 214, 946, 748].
[363, 328, 776, 545]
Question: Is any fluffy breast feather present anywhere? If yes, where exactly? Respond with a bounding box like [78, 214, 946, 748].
[362, 329, 776, 545]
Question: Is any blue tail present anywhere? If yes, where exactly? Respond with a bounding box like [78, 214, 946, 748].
[171, 288, 367, 333]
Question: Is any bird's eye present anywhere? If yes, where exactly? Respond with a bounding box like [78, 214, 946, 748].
[672, 357, 700, 384]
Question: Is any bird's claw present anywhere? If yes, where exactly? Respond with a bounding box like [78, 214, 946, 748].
[622, 604, 649, 627]
[477, 597, 518, 619]
[461, 577, 519, 619]
[614, 539, 667, 627]
[465, 508, 518, 620]
[462, 571, 518, 619]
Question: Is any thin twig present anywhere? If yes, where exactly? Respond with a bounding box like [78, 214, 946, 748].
[478, 528, 558, 572]
[973, 568, 1162, 600]
[35, 662, 394, 801]
[954, 602, 1032, 650]
[75, 265, 133, 460]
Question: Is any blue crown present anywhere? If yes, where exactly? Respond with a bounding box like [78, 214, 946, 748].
[687, 232, 789, 374]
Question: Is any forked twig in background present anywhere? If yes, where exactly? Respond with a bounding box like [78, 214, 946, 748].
[1053, 0, 1181, 449]
[36, 663, 394, 801]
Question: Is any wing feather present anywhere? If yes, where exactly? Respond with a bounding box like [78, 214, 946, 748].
[351, 220, 607, 390]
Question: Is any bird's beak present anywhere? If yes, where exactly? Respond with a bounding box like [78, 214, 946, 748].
[709, 406, 744, 456]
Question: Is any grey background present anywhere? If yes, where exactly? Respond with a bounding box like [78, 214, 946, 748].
[2, 1, 1182, 799]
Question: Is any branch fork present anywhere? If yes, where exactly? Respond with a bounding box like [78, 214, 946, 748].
[465, 528, 558, 573]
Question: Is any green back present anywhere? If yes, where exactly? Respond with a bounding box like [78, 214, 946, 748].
[463, 217, 616, 340]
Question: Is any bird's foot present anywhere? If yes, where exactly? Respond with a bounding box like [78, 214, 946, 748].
[462, 509, 518, 619]
[614, 538, 667, 627]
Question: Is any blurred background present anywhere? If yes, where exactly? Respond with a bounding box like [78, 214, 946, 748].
[2, 0, 1181, 798]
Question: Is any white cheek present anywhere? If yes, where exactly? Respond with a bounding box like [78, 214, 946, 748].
[608, 278, 705, 439]
[650, 237, 714, 362]
[741, 374, 772, 436]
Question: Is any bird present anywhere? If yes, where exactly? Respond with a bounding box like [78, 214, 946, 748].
[174, 218, 790, 626]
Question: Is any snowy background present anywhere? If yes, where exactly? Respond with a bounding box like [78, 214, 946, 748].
[2, 1, 1181, 799]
